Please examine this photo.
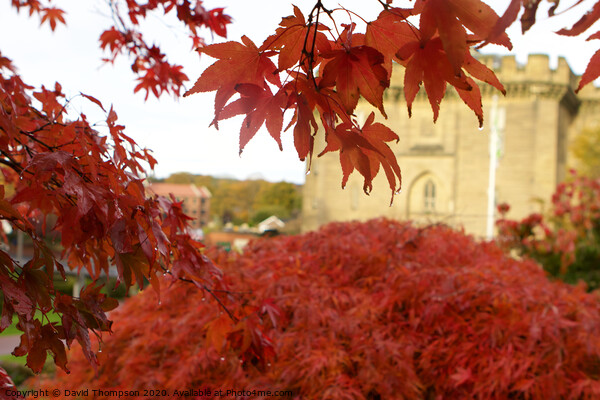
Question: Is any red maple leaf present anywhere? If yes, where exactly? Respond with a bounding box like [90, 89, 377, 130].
[184, 36, 280, 125]
[456, 76, 484, 127]
[205, 313, 233, 352]
[365, 10, 417, 75]
[397, 36, 471, 121]
[205, 8, 232, 38]
[320, 45, 389, 117]
[217, 83, 286, 153]
[319, 112, 401, 203]
[557, 1, 600, 36]
[576, 31, 600, 92]
[99, 28, 126, 59]
[40, 7, 66, 31]
[463, 52, 506, 95]
[282, 73, 350, 164]
[488, 0, 549, 41]
[260, 5, 331, 71]
[287, 89, 317, 162]
[417, 0, 512, 71]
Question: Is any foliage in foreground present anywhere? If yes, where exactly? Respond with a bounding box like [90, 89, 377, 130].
[0, 51, 270, 386]
[4, 0, 600, 386]
[38, 219, 600, 399]
[497, 173, 600, 290]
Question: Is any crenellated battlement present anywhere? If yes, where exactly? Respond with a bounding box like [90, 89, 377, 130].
[475, 54, 576, 87]
[389, 53, 600, 102]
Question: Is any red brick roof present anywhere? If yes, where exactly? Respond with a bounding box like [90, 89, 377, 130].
[147, 183, 211, 198]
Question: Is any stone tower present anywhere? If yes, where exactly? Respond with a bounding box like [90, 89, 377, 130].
[302, 54, 600, 236]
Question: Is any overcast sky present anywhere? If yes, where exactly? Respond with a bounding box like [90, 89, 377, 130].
[1, 0, 599, 183]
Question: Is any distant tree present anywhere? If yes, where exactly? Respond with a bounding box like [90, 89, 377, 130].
[571, 127, 600, 178]
[164, 174, 303, 226]
[164, 172, 196, 184]
[253, 182, 302, 219]
[209, 180, 264, 224]
[250, 205, 289, 225]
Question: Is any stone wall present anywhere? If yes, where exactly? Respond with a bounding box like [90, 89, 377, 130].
[302, 54, 600, 236]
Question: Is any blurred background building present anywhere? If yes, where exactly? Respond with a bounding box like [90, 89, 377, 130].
[147, 183, 211, 228]
[302, 54, 600, 237]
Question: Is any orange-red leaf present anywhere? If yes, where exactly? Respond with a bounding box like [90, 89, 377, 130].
[463, 53, 506, 95]
[99, 28, 126, 55]
[290, 92, 317, 162]
[557, 1, 600, 36]
[576, 36, 600, 93]
[456, 76, 484, 127]
[320, 46, 389, 117]
[184, 36, 280, 123]
[219, 84, 286, 153]
[186, 36, 278, 94]
[260, 5, 331, 71]
[365, 10, 416, 74]
[319, 113, 401, 202]
[448, 0, 511, 47]
[40, 7, 66, 31]
[205, 314, 233, 352]
[398, 37, 471, 121]
[80, 93, 106, 112]
[419, 0, 467, 73]
[488, 0, 543, 40]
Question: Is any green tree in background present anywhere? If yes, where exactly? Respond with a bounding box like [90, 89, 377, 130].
[252, 182, 302, 223]
[162, 173, 301, 225]
[571, 127, 600, 178]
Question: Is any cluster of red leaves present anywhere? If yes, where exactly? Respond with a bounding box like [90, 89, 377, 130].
[0, 52, 270, 387]
[497, 172, 600, 288]
[39, 219, 600, 399]
[185, 0, 600, 201]
[10, 1, 65, 31]
[97, 0, 232, 99]
[11, 0, 232, 100]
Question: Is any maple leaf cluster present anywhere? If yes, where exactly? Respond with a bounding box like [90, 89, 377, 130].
[497, 171, 600, 290]
[11, 0, 232, 100]
[37, 218, 600, 399]
[97, 0, 232, 100]
[183, 0, 600, 201]
[0, 52, 273, 388]
[10, 1, 65, 32]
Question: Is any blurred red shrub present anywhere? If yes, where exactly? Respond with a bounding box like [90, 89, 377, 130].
[37, 219, 600, 399]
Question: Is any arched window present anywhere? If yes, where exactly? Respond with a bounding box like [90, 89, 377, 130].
[424, 180, 436, 211]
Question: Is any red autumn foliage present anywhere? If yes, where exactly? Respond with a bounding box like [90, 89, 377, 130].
[1, 2, 241, 390]
[12, 0, 232, 100]
[38, 219, 600, 399]
[0, 50, 270, 384]
[185, 0, 600, 200]
[4, 1, 600, 394]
